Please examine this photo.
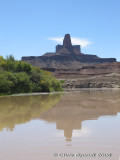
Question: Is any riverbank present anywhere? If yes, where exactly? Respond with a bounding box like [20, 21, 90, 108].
[1, 88, 120, 98]
[41, 62, 120, 89]
[60, 73, 120, 88]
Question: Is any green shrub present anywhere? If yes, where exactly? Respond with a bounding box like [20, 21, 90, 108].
[0, 55, 62, 95]
[0, 73, 14, 94]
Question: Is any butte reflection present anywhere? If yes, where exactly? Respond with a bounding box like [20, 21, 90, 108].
[0, 90, 120, 142]
[40, 90, 120, 141]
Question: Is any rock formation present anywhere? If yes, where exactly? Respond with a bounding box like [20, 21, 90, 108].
[56, 34, 81, 55]
[22, 34, 116, 69]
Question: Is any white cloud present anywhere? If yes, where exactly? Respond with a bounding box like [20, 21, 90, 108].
[47, 37, 63, 44]
[47, 37, 92, 48]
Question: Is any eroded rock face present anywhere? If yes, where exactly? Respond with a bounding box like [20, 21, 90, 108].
[56, 34, 81, 54]
[62, 34, 74, 54]
[63, 34, 72, 48]
[61, 72, 120, 88]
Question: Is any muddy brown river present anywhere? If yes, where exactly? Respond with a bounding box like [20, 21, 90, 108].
[0, 89, 120, 160]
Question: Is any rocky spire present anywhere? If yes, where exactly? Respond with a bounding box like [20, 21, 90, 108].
[63, 34, 72, 47]
[63, 34, 73, 53]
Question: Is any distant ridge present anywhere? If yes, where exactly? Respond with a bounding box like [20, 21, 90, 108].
[22, 34, 116, 69]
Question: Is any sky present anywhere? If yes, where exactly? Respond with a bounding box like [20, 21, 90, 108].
[0, 0, 120, 61]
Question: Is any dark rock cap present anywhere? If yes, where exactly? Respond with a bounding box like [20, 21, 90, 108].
[63, 34, 72, 48]
[56, 34, 81, 54]
[63, 34, 74, 53]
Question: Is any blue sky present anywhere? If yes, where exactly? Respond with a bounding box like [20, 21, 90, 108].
[0, 0, 120, 61]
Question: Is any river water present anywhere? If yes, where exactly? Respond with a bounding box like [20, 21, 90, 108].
[0, 89, 120, 160]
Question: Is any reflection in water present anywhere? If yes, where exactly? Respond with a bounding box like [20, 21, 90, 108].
[0, 93, 63, 131]
[0, 90, 120, 142]
[40, 90, 120, 141]
[0, 90, 120, 160]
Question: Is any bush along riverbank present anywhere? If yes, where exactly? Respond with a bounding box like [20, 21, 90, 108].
[0, 55, 63, 95]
